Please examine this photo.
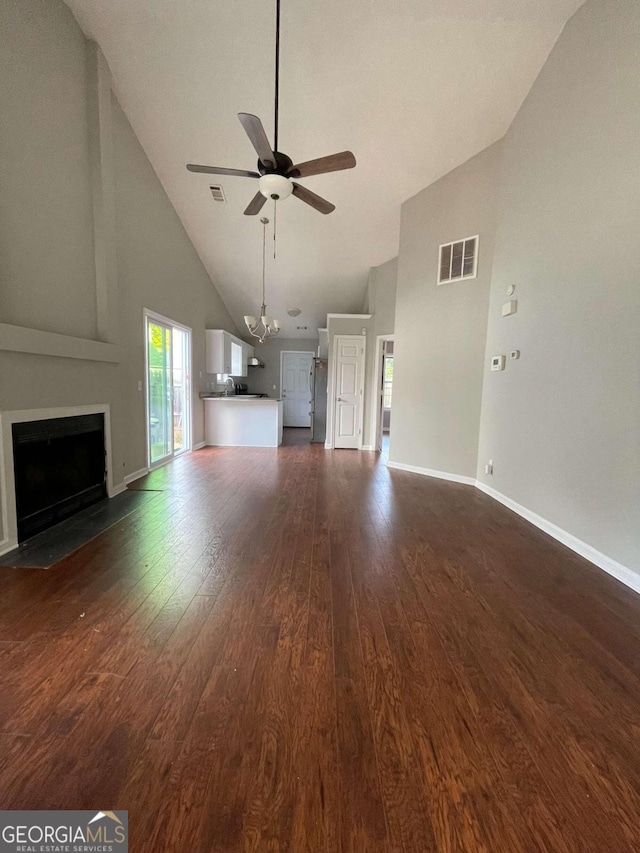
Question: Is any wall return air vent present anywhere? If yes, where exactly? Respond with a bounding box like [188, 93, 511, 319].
[438, 235, 478, 284]
[209, 185, 226, 203]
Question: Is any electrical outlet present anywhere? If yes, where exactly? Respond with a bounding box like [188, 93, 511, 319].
[484, 460, 493, 475]
[137, 380, 143, 391]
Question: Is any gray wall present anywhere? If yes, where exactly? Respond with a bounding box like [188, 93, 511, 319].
[390, 0, 639, 571]
[390, 141, 503, 477]
[365, 258, 398, 337]
[113, 95, 238, 465]
[241, 337, 318, 398]
[477, 0, 640, 569]
[0, 0, 97, 339]
[361, 258, 398, 448]
[0, 0, 237, 545]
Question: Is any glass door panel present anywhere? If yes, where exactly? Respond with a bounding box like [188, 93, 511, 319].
[172, 327, 189, 455]
[148, 320, 172, 465]
[146, 314, 191, 468]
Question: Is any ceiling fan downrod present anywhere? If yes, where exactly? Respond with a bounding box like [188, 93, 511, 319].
[185, 0, 356, 215]
[274, 0, 280, 153]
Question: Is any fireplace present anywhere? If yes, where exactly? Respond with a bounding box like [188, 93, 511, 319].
[12, 413, 107, 542]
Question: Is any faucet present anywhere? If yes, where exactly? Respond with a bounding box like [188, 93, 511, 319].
[223, 377, 234, 396]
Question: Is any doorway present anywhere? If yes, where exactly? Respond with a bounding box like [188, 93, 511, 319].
[145, 310, 191, 469]
[332, 335, 365, 450]
[372, 335, 395, 453]
[281, 351, 314, 428]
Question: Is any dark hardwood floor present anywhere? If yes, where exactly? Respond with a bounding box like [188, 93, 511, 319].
[1, 434, 640, 851]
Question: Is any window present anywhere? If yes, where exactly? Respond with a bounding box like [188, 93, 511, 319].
[383, 355, 394, 409]
[438, 235, 478, 284]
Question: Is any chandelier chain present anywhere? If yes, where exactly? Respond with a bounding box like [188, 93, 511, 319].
[262, 216, 267, 304]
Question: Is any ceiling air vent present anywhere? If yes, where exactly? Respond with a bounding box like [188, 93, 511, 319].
[209, 185, 226, 203]
[438, 235, 478, 284]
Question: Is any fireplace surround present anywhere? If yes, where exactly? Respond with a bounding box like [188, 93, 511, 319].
[13, 414, 107, 542]
[0, 404, 120, 555]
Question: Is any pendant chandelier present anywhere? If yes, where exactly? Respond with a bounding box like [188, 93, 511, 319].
[244, 217, 280, 343]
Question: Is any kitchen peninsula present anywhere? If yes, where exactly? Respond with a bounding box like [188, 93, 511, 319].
[203, 397, 283, 447]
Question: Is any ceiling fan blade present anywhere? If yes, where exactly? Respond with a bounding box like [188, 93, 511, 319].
[244, 191, 268, 216]
[238, 113, 276, 169]
[287, 151, 356, 179]
[291, 182, 335, 215]
[187, 164, 260, 178]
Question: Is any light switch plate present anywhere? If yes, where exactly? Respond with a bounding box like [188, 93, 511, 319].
[501, 300, 518, 316]
[491, 355, 506, 371]
[510, 350, 520, 360]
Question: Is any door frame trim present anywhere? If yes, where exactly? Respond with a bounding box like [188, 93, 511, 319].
[143, 308, 193, 470]
[279, 349, 315, 428]
[370, 334, 395, 453]
[328, 334, 366, 450]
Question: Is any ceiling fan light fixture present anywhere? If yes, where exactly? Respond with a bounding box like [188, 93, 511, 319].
[258, 173, 293, 200]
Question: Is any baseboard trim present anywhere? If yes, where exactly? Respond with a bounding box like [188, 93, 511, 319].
[192, 441, 206, 451]
[387, 460, 476, 486]
[361, 444, 374, 451]
[385, 460, 638, 595]
[0, 538, 12, 557]
[475, 481, 640, 595]
[109, 483, 127, 497]
[123, 467, 149, 485]
[324, 442, 333, 450]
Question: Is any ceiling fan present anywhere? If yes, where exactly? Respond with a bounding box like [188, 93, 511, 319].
[186, 0, 356, 215]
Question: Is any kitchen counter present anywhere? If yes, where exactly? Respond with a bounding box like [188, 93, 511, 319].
[202, 396, 282, 402]
[203, 397, 283, 447]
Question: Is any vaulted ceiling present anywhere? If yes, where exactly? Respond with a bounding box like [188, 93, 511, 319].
[65, 0, 584, 338]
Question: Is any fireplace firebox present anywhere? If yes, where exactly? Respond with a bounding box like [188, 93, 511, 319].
[12, 414, 107, 542]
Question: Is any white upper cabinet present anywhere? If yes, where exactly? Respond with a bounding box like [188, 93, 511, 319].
[230, 341, 243, 376]
[206, 330, 254, 376]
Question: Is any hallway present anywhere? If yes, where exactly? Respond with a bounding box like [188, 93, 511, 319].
[1, 443, 639, 851]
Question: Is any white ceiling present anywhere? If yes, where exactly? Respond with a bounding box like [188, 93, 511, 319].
[65, 0, 583, 338]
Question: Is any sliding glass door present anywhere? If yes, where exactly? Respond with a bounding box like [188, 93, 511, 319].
[146, 312, 191, 468]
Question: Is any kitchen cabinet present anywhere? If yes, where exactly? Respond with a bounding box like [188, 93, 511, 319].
[206, 330, 254, 376]
[242, 341, 255, 374]
[204, 398, 283, 447]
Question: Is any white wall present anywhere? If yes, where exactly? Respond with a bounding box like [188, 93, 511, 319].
[0, 0, 237, 548]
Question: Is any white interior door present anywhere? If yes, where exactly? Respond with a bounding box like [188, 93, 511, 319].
[334, 336, 364, 449]
[282, 351, 313, 427]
